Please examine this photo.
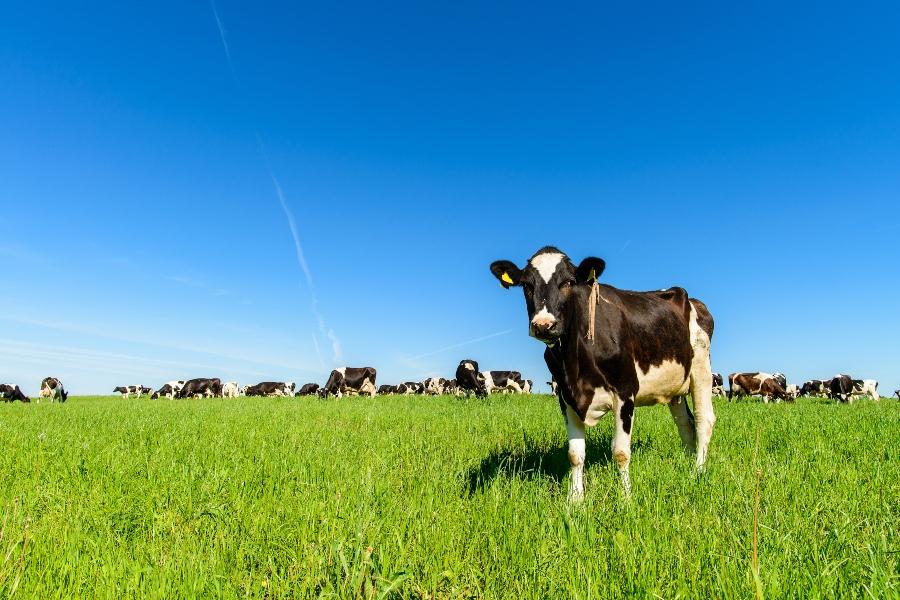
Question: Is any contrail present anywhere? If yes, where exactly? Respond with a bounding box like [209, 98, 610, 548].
[408, 329, 515, 361]
[208, 5, 342, 366]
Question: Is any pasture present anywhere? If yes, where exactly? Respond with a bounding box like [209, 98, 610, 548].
[0, 394, 897, 598]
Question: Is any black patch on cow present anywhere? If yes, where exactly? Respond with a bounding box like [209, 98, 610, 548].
[620, 399, 634, 434]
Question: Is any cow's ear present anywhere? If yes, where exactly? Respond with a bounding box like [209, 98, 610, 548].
[576, 257, 606, 283]
[490, 260, 522, 289]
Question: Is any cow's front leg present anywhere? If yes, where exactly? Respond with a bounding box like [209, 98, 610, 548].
[563, 404, 586, 502]
[612, 395, 634, 497]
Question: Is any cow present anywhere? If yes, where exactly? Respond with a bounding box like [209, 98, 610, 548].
[424, 377, 447, 395]
[0, 384, 29, 402]
[244, 381, 294, 397]
[321, 367, 377, 398]
[39, 377, 68, 402]
[711, 373, 726, 397]
[151, 380, 185, 399]
[222, 381, 241, 398]
[482, 371, 524, 394]
[851, 379, 879, 401]
[176, 378, 222, 399]
[490, 246, 715, 499]
[522, 379, 533, 394]
[799, 380, 829, 398]
[296, 383, 320, 396]
[547, 380, 558, 396]
[894, 389, 899, 400]
[772, 372, 787, 390]
[455, 360, 487, 397]
[830, 374, 854, 403]
[377, 384, 396, 395]
[444, 379, 461, 396]
[113, 385, 149, 399]
[728, 372, 789, 403]
[396, 382, 424, 395]
[786, 384, 800, 400]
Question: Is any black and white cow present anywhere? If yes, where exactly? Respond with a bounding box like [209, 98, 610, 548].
[151, 380, 185, 399]
[424, 377, 447, 395]
[799, 380, 829, 398]
[377, 384, 396, 395]
[222, 381, 241, 398]
[482, 371, 525, 394]
[491, 247, 715, 499]
[297, 383, 320, 396]
[829, 374, 854, 403]
[0, 384, 29, 402]
[772, 372, 787, 390]
[894, 389, 900, 400]
[851, 379, 879, 401]
[396, 382, 424, 395]
[785, 384, 800, 400]
[455, 360, 487, 397]
[322, 367, 377, 398]
[176, 378, 222, 399]
[728, 372, 789, 403]
[39, 377, 68, 402]
[113, 385, 150, 399]
[711, 373, 726, 397]
[244, 381, 295, 397]
[522, 379, 533, 394]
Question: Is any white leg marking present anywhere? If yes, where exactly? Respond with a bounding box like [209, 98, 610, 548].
[688, 304, 715, 471]
[564, 404, 586, 502]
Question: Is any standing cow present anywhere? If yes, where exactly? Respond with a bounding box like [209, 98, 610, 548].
[176, 378, 222, 399]
[490, 246, 715, 499]
[711, 373, 726, 397]
[39, 377, 68, 402]
[455, 360, 487, 397]
[151, 380, 186, 399]
[799, 380, 829, 398]
[728, 372, 789, 403]
[829, 374, 854, 403]
[321, 367, 377, 398]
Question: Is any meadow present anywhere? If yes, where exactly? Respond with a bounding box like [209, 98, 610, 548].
[0, 394, 897, 598]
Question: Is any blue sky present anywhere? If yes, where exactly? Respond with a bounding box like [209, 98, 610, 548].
[1, 2, 898, 395]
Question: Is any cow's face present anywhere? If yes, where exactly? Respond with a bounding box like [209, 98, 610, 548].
[490, 247, 605, 344]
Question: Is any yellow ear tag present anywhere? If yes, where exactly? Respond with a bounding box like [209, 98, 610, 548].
[501, 272, 514, 285]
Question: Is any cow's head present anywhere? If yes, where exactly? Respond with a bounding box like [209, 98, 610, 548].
[490, 247, 605, 344]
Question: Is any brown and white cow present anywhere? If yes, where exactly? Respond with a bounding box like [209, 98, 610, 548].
[728, 372, 789, 403]
[39, 377, 68, 402]
[711, 373, 726, 397]
[490, 246, 715, 499]
[321, 367, 377, 398]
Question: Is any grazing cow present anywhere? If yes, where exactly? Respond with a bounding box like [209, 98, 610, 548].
[176, 378, 222, 399]
[151, 380, 185, 399]
[728, 372, 789, 403]
[522, 379, 533, 394]
[424, 377, 447, 395]
[222, 381, 241, 398]
[377, 384, 396, 395]
[799, 380, 829, 398]
[786, 384, 800, 400]
[39, 377, 68, 402]
[113, 385, 149, 399]
[455, 360, 487, 397]
[829, 374, 854, 403]
[490, 246, 715, 499]
[244, 381, 295, 397]
[296, 383, 320, 396]
[482, 371, 524, 394]
[0, 384, 29, 402]
[322, 367, 377, 398]
[850, 379, 879, 401]
[711, 373, 726, 397]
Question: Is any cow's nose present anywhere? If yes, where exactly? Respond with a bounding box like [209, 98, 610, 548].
[531, 308, 558, 334]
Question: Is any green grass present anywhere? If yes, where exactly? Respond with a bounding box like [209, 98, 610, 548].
[0, 394, 898, 598]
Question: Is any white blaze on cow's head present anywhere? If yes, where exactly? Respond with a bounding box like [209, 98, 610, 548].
[490, 246, 606, 344]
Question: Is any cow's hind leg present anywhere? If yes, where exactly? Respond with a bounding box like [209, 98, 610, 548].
[689, 311, 716, 472]
[668, 396, 697, 454]
[612, 395, 635, 496]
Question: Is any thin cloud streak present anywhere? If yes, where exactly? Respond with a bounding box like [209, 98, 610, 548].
[408, 329, 516, 361]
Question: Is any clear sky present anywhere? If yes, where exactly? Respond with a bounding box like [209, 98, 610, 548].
[2, 2, 898, 395]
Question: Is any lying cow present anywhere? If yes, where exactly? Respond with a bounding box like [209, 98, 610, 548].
[151, 380, 185, 399]
[244, 381, 295, 397]
[491, 246, 715, 498]
[0, 384, 29, 402]
[176, 378, 222, 399]
[321, 367, 377, 398]
[424, 377, 447, 395]
[482, 371, 524, 394]
[728, 372, 789, 403]
[39, 377, 69, 403]
[799, 380, 829, 398]
[296, 383, 320, 396]
[455, 360, 487, 397]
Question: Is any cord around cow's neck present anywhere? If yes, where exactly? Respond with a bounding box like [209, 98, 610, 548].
[587, 280, 600, 342]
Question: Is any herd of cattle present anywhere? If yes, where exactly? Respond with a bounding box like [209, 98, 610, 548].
[0, 368, 893, 404]
[0, 361, 541, 403]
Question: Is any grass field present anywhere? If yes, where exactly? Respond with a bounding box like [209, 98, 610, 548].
[0, 394, 898, 598]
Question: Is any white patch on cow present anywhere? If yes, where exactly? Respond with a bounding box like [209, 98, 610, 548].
[481, 371, 495, 394]
[530, 252, 564, 283]
[531, 305, 557, 329]
[583, 387, 615, 426]
[463, 362, 475, 371]
[336, 367, 347, 376]
[634, 359, 690, 404]
[564, 404, 586, 502]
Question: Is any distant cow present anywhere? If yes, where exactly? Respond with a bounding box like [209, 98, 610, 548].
[222, 381, 241, 398]
[851, 379, 879, 401]
[482, 371, 524, 394]
[396, 382, 424, 395]
[424, 377, 447, 395]
[0, 384, 29, 402]
[322, 367, 377, 398]
[377, 384, 396, 395]
[711, 373, 725, 397]
[39, 377, 68, 402]
[829, 374, 854, 403]
[799, 380, 829, 398]
[176, 378, 222, 399]
[296, 383, 320, 396]
[728, 372, 789, 403]
[151, 380, 185, 399]
[894, 389, 899, 400]
[522, 379, 533, 394]
[113, 385, 149, 399]
[455, 360, 486, 397]
[772, 372, 787, 390]
[244, 381, 295, 397]
[547, 380, 558, 396]
[785, 384, 800, 400]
